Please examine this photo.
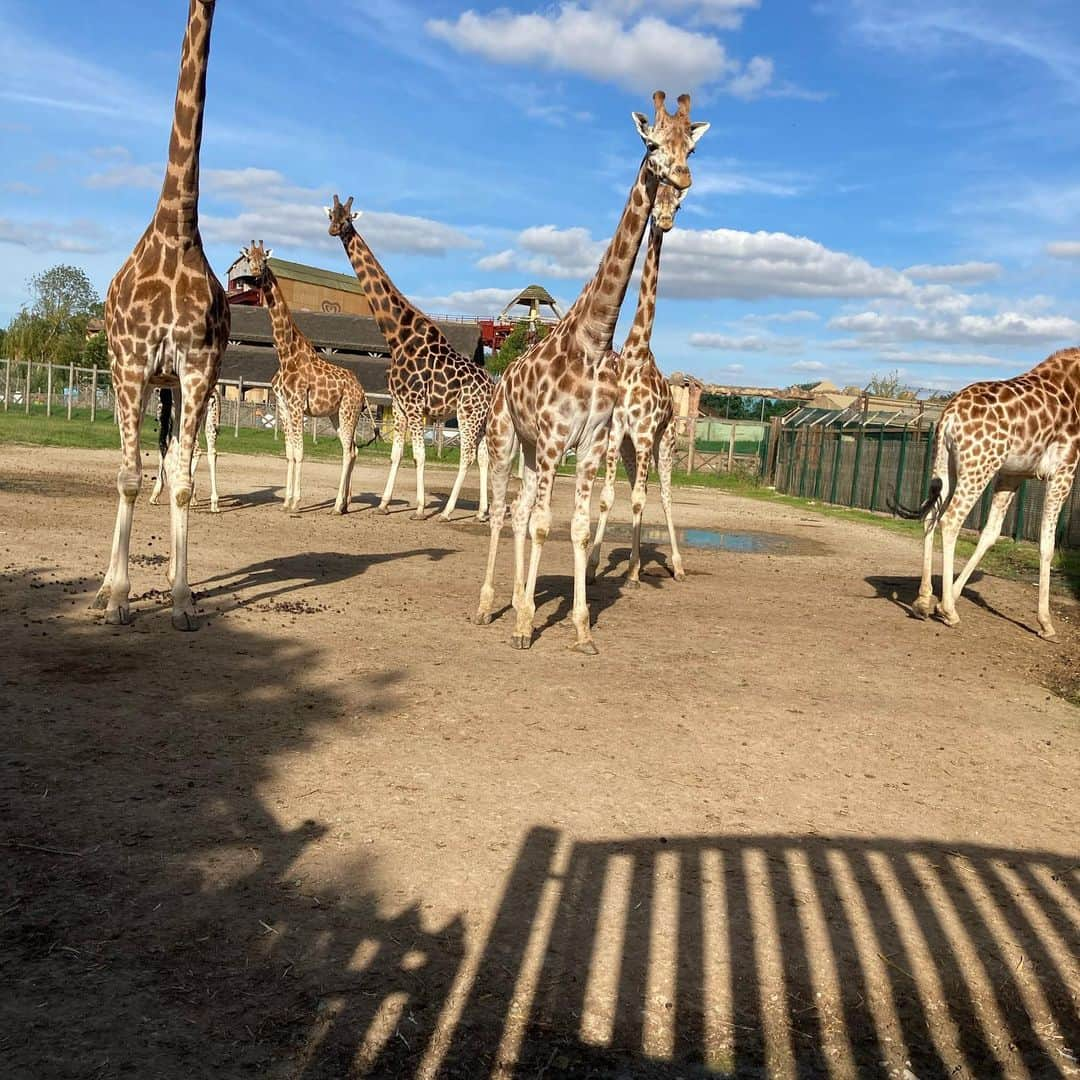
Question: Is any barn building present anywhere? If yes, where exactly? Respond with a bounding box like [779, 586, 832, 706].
[226, 253, 374, 318]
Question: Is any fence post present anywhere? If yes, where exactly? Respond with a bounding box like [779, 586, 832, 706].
[785, 428, 798, 493]
[25, 361, 32, 414]
[90, 365, 98, 422]
[798, 428, 812, 497]
[312, 414, 318, 444]
[3, 358, 9, 412]
[829, 429, 843, 504]
[436, 422, 444, 459]
[812, 428, 828, 498]
[869, 425, 886, 511]
[727, 423, 737, 473]
[67, 361, 74, 420]
[46, 363, 53, 417]
[892, 422, 910, 511]
[1013, 480, 1028, 541]
[686, 418, 697, 474]
[849, 425, 865, 507]
[235, 377, 243, 437]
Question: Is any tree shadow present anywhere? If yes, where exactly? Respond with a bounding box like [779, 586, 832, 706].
[193, 549, 456, 611]
[0, 570, 463, 1080]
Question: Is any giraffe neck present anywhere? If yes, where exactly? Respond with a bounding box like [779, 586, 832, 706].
[564, 158, 659, 356]
[259, 269, 303, 363]
[337, 223, 454, 355]
[153, 0, 214, 242]
[621, 219, 663, 365]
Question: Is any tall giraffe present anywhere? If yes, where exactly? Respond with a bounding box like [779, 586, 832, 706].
[894, 348, 1080, 640]
[242, 242, 372, 514]
[91, 0, 229, 631]
[327, 197, 493, 521]
[587, 181, 686, 587]
[475, 93, 708, 653]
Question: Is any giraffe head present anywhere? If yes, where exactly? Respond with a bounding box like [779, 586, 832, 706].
[241, 241, 274, 291]
[632, 91, 709, 193]
[651, 179, 686, 233]
[326, 194, 360, 238]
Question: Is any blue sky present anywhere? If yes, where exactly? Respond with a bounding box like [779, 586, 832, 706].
[2, 0, 1080, 392]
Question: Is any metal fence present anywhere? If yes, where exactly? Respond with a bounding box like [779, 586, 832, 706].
[673, 418, 769, 476]
[770, 419, 1080, 548]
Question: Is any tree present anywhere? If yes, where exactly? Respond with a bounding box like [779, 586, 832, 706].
[489, 321, 550, 376]
[866, 369, 912, 398]
[84, 332, 109, 367]
[22, 265, 101, 364]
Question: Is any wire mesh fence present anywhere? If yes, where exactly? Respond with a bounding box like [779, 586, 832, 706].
[771, 420, 1080, 548]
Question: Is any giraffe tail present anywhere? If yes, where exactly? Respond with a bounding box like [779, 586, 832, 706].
[158, 388, 174, 459]
[889, 476, 943, 520]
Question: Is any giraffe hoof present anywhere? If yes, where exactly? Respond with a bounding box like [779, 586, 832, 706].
[89, 589, 110, 611]
[210, 504, 220, 515]
[475, 513, 489, 524]
[672, 570, 686, 582]
[623, 577, 641, 590]
[475, 611, 494, 626]
[934, 603, 960, 628]
[911, 596, 934, 619]
[1038, 628, 1059, 643]
[569, 640, 599, 656]
[104, 605, 131, 627]
[412, 511, 427, 521]
[377, 505, 391, 516]
[510, 633, 533, 650]
[171, 610, 198, 632]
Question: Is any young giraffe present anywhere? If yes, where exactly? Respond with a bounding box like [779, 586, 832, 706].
[894, 347, 1080, 640]
[150, 388, 221, 513]
[475, 93, 709, 653]
[327, 196, 493, 521]
[587, 181, 686, 588]
[242, 242, 372, 514]
[91, 0, 229, 631]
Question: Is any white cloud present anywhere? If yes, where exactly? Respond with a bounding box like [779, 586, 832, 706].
[1, 181, 40, 195]
[427, 4, 774, 97]
[606, 0, 761, 31]
[867, 349, 1012, 368]
[689, 332, 804, 353]
[741, 309, 821, 324]
[1046, 241, 1080, 260]
[692, 162, 809, 198]
[0, 217, 112, 254]
[412, 287, 521, 316]
[85, 162, 160, 190]
[903, 261, 1002, 284]
[791, 360, 825, 371]
[828, 309, 1080, 345]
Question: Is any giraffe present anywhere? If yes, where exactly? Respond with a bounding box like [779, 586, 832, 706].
[327, 196, 493, 521]
[587, 181, 686, 588]
[149, 387, 221, 513]
[475, 92, 709, 653]
[893, 347, 1080, 640]
[242, 241, 373, 515]
[90, 0, 229, 631]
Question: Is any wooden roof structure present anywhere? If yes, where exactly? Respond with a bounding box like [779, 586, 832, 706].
[498, 284, 562, 323]
[226, 255, 368, 298]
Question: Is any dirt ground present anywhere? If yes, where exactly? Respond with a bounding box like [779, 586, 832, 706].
[1, 445, 1077, 1080]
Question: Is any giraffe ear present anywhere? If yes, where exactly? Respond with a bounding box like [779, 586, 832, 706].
[689, 120, 710, 146]
[266, 249, 274, 260]
[324, 206, 334, 220]
[350, 210, 361, 222]
[632, 111, 656, 147]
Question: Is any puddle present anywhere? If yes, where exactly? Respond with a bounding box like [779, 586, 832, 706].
[450, 520, 827, 556]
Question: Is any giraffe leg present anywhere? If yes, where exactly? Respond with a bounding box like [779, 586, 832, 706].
[290, 415, 306, 514]
[204, 398, 220, 514]
[912, 437, 952, 617]
[411, 419, 427, 519]
[166, 373, 212, 631]
[951, 477, 1020, 598]
[657, 422, 684, 581]
[586, 423, 622, 585]
[512, 453, 555, 650]
[441, 409, 479, 521]
[277, 394, 296, 510]
[1036, 465, 1075, 640]
[626, 436, 654, 588]
[475, 424, 514, 625]
[568, 429, 607, 654]
[935, 471, 988, 628]
[93, 371, 150, 625]
[333, 403, 359, 514]
[476, 435, 490, 522]
[379, 403, 408, 514]
[511, 443, 537, 614]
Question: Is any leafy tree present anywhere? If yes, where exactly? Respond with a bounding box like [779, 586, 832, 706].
[866, 369, 914, 398]
[84, 332, 109, 367]
[490, 321, 550, 376]
[5, 265, 103, 366]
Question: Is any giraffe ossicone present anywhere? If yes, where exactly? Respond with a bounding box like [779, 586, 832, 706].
[475, 91, 709, 654]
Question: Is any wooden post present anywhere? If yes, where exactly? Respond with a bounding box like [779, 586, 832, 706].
[90, 365, 98, 422]
[727, 422, 737, 472]
[25, 361, 32, 414]
[3, 358, 9, 412]
[436, 422, 444, 459]
[235, 377, 243, 437]
[686, 418, 697, 474]
[849, 424, 865, 507]
[67, 361, 75, 420]
[312, 414, 318, 444]
[45, 363, 53, 417]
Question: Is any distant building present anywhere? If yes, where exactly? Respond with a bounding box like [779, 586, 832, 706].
[226, 254, 374, 318]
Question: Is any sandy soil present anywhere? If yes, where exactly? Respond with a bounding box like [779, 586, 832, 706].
[1, 445, 1077, 1080]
